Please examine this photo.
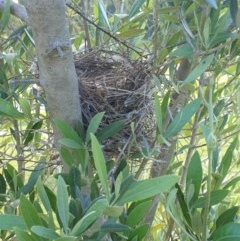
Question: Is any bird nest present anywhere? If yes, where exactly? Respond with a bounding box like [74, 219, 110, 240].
[74, 51, 154, 159]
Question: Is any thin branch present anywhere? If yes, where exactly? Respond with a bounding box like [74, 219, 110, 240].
[66, 3, 142, 56]
[0, 0, 29, 23]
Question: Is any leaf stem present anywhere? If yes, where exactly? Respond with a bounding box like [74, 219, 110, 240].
[202, 78, 215, 241]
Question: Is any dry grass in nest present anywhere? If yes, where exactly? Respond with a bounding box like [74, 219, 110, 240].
[74, 50, 154, 158]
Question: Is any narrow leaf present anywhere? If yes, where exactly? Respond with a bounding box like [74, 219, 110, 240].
[129, 0, 146, 18]
[0, 0, 10, 32]
[229, 0, 238, 26]
[101, 223, 131, 232]
[19, 97, 32, 119]
[98, 0, 111, 29]
[97, 120, 125, 141]
[36, 179, 54, 225]
[213, 223, 240, 241]
[69, 166, 81, 198]
[218, 137, 238, 182]
[31, 226, 59, 239]
[70, 211, 97, 236]
[164, 99, 202, 139]
[216, 206, 239, 229]
[186, 151, 202, 204]
[86, 112, 104, 143]
[91, 134, 110, 198]
[169, 43, 193, 58]
[116, 29, 145, 39]
[176, 184, 192, 226]
[126, 200, 151, 227]
[181, 54, 215, 86]
[57, 176, 69, 231]
[0, 215, 26, 230]
[20, 194, 43, 228]
[14, 227, 34, 241]
[54, 119, 84, 145]
[114, 175, 178, 205]
[0, 97, 24, 119]
[58, 138, 83, 149]
[55, 238, 77, 241]
[128, 224, 149, 241]
[16, 162, 44, 198]
[192, 190, 229, 209]
[205, 0, 218, 9]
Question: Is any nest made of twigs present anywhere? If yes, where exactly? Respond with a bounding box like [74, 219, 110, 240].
[74, 50, 154, 158]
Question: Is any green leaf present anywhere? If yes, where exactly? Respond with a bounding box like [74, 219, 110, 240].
[217, 137, 238, 186]
[86, 198, 108, 216]
[20, 194, 43, 228]
[58, 138, 84, 149]
[223, 176, 240, 190]
[19, 97, 32, 119]
[60, 147, 75, 167]
[98, 0, 111, 29]
[55, 238, 77, 241]
[205, 0, 218, 9]
[14, 227, 35, 241]
[164, 99, 202, 139]
[181, 54, 215, 86]
[116, 28, 145, 39]
[57, 176, 69, 231]
[3, 163, 22, 192]
[229, 0, 238, 26]
[69, 166, 81, 199]
[213, 223, 240, 241]
[169, 43, 193, 58]
[0, 97, 24, 119]
[36, 179, 54, 227]
[0, 0, 10, 32]
[97, 120, 125, 141]
[91, 134, 110, 198]
[128, 224, 149, 241]
[192, 190, 230, 209]
[23, 120, 43, 146]
[216, 207, 239, 229]
[114, 175, 178, 205]
[129, 0, 146, 18]
[16, 162, 44, 198]
[0, 173, 6, 201]
[31, 226, 59, 239]
[154, 93, 163, 133]
[0, 215, 26, 230]
[86, 112, 104, 143]
[175, 184, 192, 227]
[126, 200, 151, 227]
[166, 189, 194, 240]
[186, 151, 202, 205]
[104, 205, 124, 217]
[70, 211, 97, 236]
[101, 222, 131, 232]
[54, 119, 84, 145]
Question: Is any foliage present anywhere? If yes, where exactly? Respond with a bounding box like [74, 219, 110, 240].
[0, 0, 240, 240]
[0, 126, 177, 240]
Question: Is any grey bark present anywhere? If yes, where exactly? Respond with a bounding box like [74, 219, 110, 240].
[20, 0, 82, 165]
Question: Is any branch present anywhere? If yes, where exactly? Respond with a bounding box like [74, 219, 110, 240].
[66, 3, 142, 56]
[0, 0, 29, 23]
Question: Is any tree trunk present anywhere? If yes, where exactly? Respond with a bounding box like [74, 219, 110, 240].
[20, 0, 82, 170]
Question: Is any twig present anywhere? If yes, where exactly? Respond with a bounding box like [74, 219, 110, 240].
[66, 3, 142, 56]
